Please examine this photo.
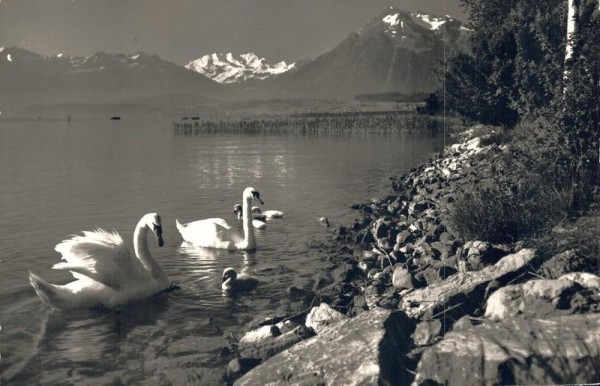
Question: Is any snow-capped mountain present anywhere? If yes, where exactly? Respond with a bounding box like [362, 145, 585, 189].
[0, 6, 471, 116]
[243, 7, 471, 99]
[185, 52, 294, 84]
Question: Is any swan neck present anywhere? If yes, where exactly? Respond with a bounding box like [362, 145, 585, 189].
[222, 277, 233, 290]
[133, 218, 167, 282]
[242, 198, 256, 248]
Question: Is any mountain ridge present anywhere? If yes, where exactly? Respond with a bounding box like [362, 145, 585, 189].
[185, 52, 294, 84]
[0, 7, 471, 117]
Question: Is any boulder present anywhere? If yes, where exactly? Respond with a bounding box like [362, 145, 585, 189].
[399, 249, 540, 319]
[484, 272, 600, 320]
[412, 319, 443, 346]
[537, 249, 595, 279]
[392, 266, 414, 290]
[414, 313, 600, 385]
[462, 241, 508, 271]
[235, 308, 416, 386]
[227, 358, 262, 383]
[238, 321, 314, 361]
[396, 230, 414, 245]
[305, 303, 348, 335]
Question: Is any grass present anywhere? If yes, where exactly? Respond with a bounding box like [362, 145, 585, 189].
[449, 173, 570, 244]
[172, 111, 464, 136]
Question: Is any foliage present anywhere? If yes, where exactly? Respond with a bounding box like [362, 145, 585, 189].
[560, 0, 600, 199]
[450, 174, 569, 243]
[443, 0, 566, 126]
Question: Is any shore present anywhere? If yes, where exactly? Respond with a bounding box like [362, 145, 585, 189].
[225, 125, 600, 385]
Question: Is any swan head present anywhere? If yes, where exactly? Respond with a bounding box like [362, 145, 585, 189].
[222, 267, 237, 281]
[144, 213, 164, 247]
[222, 267, 237, 289]
[233, 204, 243, 219]
[243, 187, 264, 205]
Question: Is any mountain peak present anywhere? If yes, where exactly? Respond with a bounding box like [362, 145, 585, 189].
[185, 52, 294, 84]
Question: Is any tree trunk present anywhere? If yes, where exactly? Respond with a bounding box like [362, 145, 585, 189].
[564, 0, 578, 72]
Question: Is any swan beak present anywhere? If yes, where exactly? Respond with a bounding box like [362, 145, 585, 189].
[153, 224, 164, 247]
[251, 191, 264, 205]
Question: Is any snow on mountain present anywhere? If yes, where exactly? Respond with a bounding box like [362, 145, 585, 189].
[185, 52, 294, 84]
[411, 12, 451, 30]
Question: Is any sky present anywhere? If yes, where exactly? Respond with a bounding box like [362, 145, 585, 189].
[0, 0, 466, 65]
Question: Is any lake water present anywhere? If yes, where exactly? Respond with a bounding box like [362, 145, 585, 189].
[0, 119, 446, 385]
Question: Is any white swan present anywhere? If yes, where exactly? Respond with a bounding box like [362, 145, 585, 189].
[176, 187, 264, 250]
[222, 267, 259, 292]
[28, 213, 170, 310]
[233, 204, 267, 229]
[252, 206, 284, 220]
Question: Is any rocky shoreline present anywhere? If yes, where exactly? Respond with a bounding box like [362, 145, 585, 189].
[224, 127, 600, 385]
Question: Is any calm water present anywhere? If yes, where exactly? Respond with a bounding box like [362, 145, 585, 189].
[0, 119, 445, 385]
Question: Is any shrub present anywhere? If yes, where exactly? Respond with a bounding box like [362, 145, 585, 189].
[450, 176, 569, 243]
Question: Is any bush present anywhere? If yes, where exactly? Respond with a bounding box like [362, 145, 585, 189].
[450, 176, 569, 243]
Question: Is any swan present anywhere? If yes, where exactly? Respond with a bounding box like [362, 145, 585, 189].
[28, 213, 170, 310]
[176, 187, 264, 250]
[222, 267, 259, 292]
[233, 204, 267, 229]
[319, 217, 330, 227]
[251, 206, 284, 220]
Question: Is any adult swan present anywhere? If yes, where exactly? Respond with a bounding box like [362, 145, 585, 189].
[29, 213, 170, 310]
[176, 187, 264, 251]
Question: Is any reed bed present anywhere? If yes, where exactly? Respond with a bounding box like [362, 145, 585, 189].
[172, 112, 462, 137]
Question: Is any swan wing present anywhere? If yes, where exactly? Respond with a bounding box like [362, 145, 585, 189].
[53, 229, 135, 290]
[181, 218, 232, 238]
[178, 218, 240, 247]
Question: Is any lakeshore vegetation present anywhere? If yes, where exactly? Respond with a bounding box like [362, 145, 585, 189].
[173, 111, 464, 136]
[441, 0, 599, 249]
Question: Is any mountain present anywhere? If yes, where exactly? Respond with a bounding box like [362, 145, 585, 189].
[0, 47, 224, 117]
[185, 52, 294, 84]
[0, 7, 471, 116]
[245, 7, 471, 99]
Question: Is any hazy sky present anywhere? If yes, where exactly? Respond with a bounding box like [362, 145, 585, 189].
[0, 0, 466, 65]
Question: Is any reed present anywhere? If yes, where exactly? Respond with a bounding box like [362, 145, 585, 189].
[172, 112, 463, 137]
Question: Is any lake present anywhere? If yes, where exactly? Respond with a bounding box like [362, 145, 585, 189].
[0, 118, 446, 385]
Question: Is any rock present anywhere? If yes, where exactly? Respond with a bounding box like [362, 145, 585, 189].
[412, 319, 443, 346]
[396, 230, 414, 245]
[431, 241, 454, 260]
[462, 241, 508, 271]
[392, 267, 414, 289]
[414, 313, 600, 386]
[436, 265, 458, 280]
[562, 272, 600, 289]
[331, 262, 360, 283]
[373, 218, 390, 239]
[409, 200, 431, 215]
[377, 286, 400, 309]
[484, 272, 600, 321]
[305, 303, 348, 335]
[439, 232, 455, 243]
[287, 286, 308, 299]
[227, 358, 262, 383]
[399, 249, 540, 319]
[537, 250, 595, 279]
[238, 321, 315, 361]
[451, 315, 474, 332]
[413, 267, 439, 287]
[235, 309, 416, 386]
[350, 295, 368, 316]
